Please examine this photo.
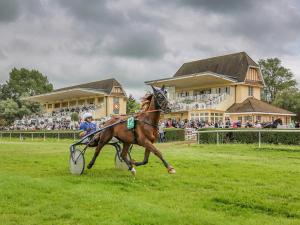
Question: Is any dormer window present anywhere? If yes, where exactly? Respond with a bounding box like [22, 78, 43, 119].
[113, 87, 122, 93]
[248, 86, 254, 96]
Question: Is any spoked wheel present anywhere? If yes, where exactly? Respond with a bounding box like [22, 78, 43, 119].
[69, 148, 85, 175]
[114, 144, 132, 170]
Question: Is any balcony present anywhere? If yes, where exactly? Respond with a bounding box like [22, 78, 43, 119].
[169, 93, 227, 112]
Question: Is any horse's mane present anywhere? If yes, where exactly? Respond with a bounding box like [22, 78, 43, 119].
[140, 93, 153, 112]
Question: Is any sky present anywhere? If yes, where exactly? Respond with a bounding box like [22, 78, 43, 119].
[0, 0, 300, 99]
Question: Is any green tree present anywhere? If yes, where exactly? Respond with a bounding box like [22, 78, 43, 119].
[0, 68, 53, 124]
[126, 95, 140, 114]
[0, 99, 20, 124]
[273, 88, 300, 121]
[70, 112, 79, 122]
[1, 68, 53, 101]
[258, 58, 297, 103]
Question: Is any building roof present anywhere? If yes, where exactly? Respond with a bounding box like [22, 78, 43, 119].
[174, 52, 258, 82]
[226, 97, 295, 115]
[54, 78, 123, 95]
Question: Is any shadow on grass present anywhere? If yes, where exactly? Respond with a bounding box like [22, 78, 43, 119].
[253, 147, 300, 153]
[210, 197, 300, 219]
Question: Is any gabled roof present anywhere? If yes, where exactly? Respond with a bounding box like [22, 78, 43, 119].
[174, 52, 258, 82]
[54, 78, 123, 95]
[226, 97, 295, 115]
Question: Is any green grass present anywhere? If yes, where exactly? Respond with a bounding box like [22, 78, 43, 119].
[0, 141, 300, 225]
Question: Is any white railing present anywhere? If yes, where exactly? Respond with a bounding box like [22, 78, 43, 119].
[0, 131, 80, 142]
[197, 129, 300, 148]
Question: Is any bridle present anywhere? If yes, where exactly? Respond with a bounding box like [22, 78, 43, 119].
[152, 89, 170, 113]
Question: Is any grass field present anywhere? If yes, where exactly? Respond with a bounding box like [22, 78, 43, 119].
[0, 141, 300, 225]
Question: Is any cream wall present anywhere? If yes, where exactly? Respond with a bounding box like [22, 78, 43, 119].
[215, 86, 235, 111]
[43, 95, 127, 119]
[235, 85, 261, 103]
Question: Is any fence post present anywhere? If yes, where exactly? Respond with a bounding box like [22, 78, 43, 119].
[10, 133, 11, 141]
[258, 131, 261, 148]
[58, 132, 60, 141]
[31, 133, 33, 141]
[44, 132, 46, 141]
[19, 133, 22, 142]
[216, 131, 219, 146]
[73, 132, 76, 141]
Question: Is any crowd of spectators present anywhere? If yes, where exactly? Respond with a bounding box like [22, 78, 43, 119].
[159, 118, 298, 130]
[0, 105, 100, 131]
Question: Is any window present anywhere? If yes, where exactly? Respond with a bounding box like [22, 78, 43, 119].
[87, 98, 95, 105]
[62, 102, 68, 107]
[226, 87, 230, 94]
[69, 101, 76, 106]
[238, 116, 242, 122]
[113, 97, 120, 114]
[248, 86, 254, 96]
[244, 116, 252, 122]
[256, 115, 261, 122]
[78, 100, 85, 105]
[113, 87, 122, 93]
[54, 103, 60, 108]
[48, 104, 52, 109]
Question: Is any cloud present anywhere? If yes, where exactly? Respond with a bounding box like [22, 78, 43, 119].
[0, 0, 300, 99]
[0, 0, 19, 22]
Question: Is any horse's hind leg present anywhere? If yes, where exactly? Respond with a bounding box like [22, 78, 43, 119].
[144, 140, 176, 174]
[132, 149, 150, 166]
[87, 131, 113, 169]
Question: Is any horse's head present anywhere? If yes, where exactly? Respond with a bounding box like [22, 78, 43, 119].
[151, 85, 171, 113]
[274, 118, 283, 125]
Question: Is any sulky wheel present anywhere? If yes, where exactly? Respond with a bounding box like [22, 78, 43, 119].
[114, 143, 132, 170]
[69, 147, 85, 175]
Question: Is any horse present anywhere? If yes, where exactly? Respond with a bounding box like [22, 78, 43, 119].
[87, 85, 176, 175]
[262, 118, 282, 128]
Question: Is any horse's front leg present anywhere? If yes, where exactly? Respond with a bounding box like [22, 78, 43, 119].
[144, 140, 176, 174]
[131, 149, 150, 166]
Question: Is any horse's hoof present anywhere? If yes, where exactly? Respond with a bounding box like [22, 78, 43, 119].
[87, 163, 93, 169]
[130, 167, 136, 176]
[167, 166, 176, 174]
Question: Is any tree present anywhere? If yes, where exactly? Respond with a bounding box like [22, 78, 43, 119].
[273, 88, 300, 121]
[1, 68, 53, 101]
[126, 95, 140, 114]
[70, 112, 79, 122]
[0, 68, 53, 124]
[0, 99, 20, 124]
[258, 58, 297, 103]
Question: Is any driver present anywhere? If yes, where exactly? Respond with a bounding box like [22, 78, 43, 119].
[79, 112, 97, 138]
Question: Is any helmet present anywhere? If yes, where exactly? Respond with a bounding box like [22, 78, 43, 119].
[82, 112, 93, 121]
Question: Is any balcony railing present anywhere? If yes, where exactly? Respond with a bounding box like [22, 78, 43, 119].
[169, 93, 227, 112]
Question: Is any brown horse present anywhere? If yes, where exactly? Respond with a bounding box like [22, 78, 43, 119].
[87, 86, 176, 175]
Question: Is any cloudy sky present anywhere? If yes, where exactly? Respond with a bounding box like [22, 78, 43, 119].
[0, 0, 300, 98]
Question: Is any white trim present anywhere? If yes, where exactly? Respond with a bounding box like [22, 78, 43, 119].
[225, 112, 296, 116]
[22, 88, 107, 100]
[145, 72, 237, 85]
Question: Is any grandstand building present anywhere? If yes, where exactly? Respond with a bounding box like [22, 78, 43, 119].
[146, 52, 295, 124]
[25, 78, 127, 120]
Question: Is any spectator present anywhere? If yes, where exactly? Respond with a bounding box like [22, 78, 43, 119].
[225, 118, 231, 128]
[158, 121, 166, 143]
